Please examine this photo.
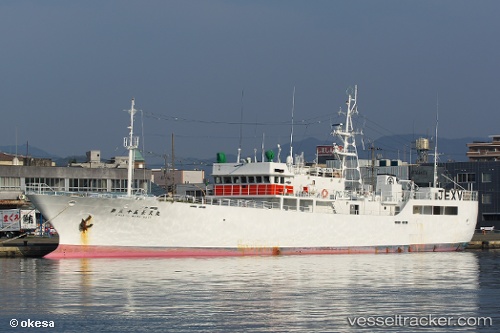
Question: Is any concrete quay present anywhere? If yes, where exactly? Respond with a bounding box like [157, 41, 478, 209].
[0, 235, 58, 258]
[467, 232, 500, 250]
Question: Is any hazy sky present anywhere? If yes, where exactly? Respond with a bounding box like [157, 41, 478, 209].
[1, 1, 499, 166]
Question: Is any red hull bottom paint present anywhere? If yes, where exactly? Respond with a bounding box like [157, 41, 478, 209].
[43, 243, 469, 259]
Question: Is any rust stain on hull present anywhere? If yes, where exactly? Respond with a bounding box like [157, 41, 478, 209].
[79, 215, 93, 246]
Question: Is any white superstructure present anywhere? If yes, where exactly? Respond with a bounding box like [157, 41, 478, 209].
[27, 88, 478, 258]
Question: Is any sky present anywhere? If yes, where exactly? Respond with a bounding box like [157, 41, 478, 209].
[1, 0, 499, 167]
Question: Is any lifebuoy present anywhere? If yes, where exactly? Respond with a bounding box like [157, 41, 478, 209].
[321, 189, 329, 198]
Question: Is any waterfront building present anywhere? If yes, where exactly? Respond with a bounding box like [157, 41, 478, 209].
[0, 150, 152, 208]
[151, 168, 205, 196]
[0, 152, 54, 167]
[442, 161, 500, 230]
[466, 135, 500, 161]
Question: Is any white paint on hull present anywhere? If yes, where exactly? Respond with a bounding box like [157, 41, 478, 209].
[29, 194, 477, 251]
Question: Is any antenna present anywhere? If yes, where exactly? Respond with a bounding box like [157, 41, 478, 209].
[237, 90, 244, 162]
[261, 133, 265, 162]
[289, 87, 295, 163]
[433, 93, 439, 188]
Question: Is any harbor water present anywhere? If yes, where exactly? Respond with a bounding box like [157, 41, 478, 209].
[1, 251, 499, 332]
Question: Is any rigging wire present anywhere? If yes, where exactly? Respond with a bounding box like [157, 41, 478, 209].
[141, 105, 429, 162]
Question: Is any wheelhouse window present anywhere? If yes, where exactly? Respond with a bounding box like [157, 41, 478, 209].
[273, 176, 284, 184]
[433, 206, 444, 215]
[413, 205, 458, 215]
[445, 206, 458, 215]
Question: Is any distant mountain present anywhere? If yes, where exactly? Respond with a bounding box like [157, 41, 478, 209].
[0, 145, 60, 159]
[54, 155, 88, 166]
[0, 145, 91, 167]
[1, 135, 485, 172]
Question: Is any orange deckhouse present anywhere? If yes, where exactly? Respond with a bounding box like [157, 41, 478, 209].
[211, 151, 345, 200]
[212, 159, 295, 197]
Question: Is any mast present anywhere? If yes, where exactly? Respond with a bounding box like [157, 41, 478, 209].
[124, 98, 139, 196]
[433, 95, 439, 188]
[332, 85, 363, 191]
[288, 87, 295, 166]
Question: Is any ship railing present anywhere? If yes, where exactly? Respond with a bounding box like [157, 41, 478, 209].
[191, 195, 409, 215]
[202, 197, 332, 213]
[25, 183, 58, 194]
[25, 183, 155, 199]
[203, 197, 281, 210]
[295, 190, 354, 200]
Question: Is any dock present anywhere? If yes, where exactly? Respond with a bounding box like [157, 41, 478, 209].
[0, 236, 58, 258]
[466, 232, 500, 250]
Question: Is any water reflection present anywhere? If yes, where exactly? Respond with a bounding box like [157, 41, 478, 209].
[0, 252, 493, 332]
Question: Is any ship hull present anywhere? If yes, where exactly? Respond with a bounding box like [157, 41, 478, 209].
[28, 193, 477, 259]
[45, 243, 469, 259]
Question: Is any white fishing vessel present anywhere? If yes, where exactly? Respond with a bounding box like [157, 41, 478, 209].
[27, 88, 478, 258]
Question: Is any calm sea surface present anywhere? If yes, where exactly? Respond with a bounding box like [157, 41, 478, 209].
[1, 251, 499, 333]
